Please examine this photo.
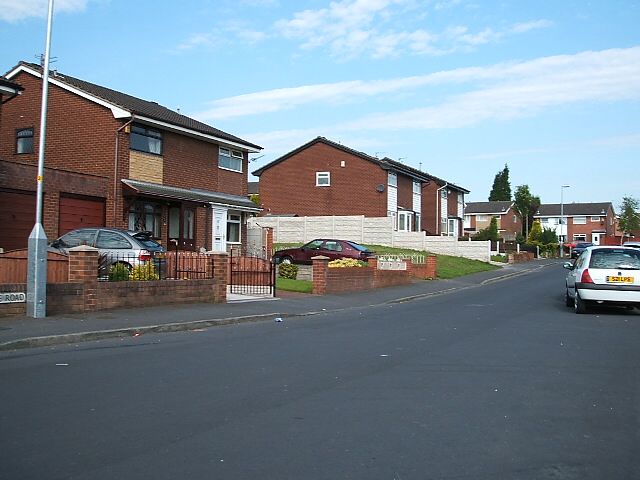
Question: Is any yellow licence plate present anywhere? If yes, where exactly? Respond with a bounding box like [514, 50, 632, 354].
[606, 276, 633, 283]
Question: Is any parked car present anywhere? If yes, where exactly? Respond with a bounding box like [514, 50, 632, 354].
[272, 239, 375, 265]
[623, 241, 640, 249]
[50, 227, 166, 278]
[563, 245, 640, 313]
[570, 242, 593, 258]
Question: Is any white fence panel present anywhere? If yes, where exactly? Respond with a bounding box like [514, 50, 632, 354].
[248, 216, 490, 262]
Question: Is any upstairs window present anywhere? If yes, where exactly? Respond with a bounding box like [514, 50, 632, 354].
[130, 125, 162, 155]
[16, 128, 34, 154]
[388, 172, 397, 188]
[316, 172, 330, 186]
[219, 148, 243, 172]
[573, 216, 587, 225]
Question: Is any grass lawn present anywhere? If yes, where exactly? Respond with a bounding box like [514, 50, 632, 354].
[276, 276, 313, 293]
[273, 242, 500, 289]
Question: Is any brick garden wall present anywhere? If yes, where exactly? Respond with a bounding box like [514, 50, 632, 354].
[0, 247, 228, 318]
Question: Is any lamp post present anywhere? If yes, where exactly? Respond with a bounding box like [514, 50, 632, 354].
[560, 185, 570, 257]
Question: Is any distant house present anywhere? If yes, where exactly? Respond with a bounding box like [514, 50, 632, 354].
[464, 201, 523, 241]
[0, 61, 261, 252]
[534, 202, 616, 245]
[252, 136, 469, 236]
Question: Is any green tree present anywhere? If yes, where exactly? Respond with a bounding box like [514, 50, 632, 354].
[618, 196, 640, 243]
[250, 193, 260, 206]
[473, 216, 500, 241]
[540, 227, 558, 245]
[513, 185, 541, 239]
[488, 164, 511, 201]
[528, 219, 543, 243]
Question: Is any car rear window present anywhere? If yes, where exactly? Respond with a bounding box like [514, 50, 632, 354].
[589, 249, 640, 270]
[132, 232, 163, 249]
[347, 241, 370, 252]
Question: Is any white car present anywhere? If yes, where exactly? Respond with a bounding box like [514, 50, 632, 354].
[564, 245, 640, 314]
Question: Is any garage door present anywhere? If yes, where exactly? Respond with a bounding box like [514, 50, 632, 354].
[59, 195, 105, 235]
[0, 190, 36, 251]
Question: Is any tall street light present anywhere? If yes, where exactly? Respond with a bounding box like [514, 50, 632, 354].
[27, 0, 54, 317]
[560, 185, 570, 257]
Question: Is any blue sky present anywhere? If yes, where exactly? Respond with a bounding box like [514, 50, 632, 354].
[1, 0, 638, 209]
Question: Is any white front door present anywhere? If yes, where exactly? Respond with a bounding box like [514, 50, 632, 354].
[592, 232, 603, 245]
[448, 218, 459, 237]
[212, 207, 227, 251]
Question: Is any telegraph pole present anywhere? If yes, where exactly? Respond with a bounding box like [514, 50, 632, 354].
[27, 0, 54, 318]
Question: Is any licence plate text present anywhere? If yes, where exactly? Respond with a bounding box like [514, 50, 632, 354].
[606, 276, 633, 283]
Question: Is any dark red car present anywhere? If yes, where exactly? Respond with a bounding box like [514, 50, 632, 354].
[272, 239, 375, 265]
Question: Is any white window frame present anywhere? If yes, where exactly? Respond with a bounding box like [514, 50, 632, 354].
[573, 233, 587, 241]
[316, 171, 330, 186]
[388, 172, 397, 188]
[398, 211, 412, 232]
[227, 213, 242, 244]
[219, 147, 243, 173]
[412, 180, 420, 194]
[591, 216, 601, 222]
[573, 216, 587, 225]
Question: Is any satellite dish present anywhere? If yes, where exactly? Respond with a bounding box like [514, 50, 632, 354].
[376, 184, 385, 192]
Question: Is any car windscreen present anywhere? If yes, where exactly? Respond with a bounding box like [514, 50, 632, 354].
[589, 249, 640, 270]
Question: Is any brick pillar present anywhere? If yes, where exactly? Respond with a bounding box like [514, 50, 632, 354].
[311, 255, 329, 295]
[426, 255, 437, 279]
[68, 246, 99, 312]
[210, 252, 228, 303]
[265, 227, 274, 257]
[368, 257, 379, 287]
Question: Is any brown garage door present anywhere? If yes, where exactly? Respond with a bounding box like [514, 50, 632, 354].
[59, 195, 105, 235]
[0, 190, 36, 251]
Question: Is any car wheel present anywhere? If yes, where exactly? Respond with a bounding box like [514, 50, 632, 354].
[565, 289, 573, 307]
[574, 290, 588, 314]
[280, 256, 293, 265]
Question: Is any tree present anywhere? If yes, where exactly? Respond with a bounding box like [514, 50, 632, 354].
[513, 185, 541, 239]
[249, 193, 260, 206]
[528, 219, 543, 243]
[473, 216, 500, 241]
[618, 196, 640, 244]
[488, 164, 511, 201]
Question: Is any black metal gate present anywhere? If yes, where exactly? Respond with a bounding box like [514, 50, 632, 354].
[229, 249, 276, 296]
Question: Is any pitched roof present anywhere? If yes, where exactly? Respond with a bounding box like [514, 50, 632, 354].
[122, 179, 260, 212]
[7, 62, 261, 151]
[0, 76, 23, 97]
[247, 181, 259, 195]
[535, 202, 613, 216]
[465, 201, 514, 214]
[252, 136, 469, 193]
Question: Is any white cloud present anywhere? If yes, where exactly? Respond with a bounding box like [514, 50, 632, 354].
[195, 47, 640, 125]
[273, 1, 553, 59]
[0, 0, 87, 22]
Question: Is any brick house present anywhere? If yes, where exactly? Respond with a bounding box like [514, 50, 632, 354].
[252, 137, 469, 236]
[464, 201, 523, 241]
[0, 61, 261, 253]
[534, 202, 616, 245]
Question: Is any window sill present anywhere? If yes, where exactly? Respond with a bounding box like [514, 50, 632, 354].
[219, 166, 243, 174]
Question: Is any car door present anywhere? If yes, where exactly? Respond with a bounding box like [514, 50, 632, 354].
[320, 240, 344, 261]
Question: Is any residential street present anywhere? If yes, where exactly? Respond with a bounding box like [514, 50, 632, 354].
[1, 264, 639, 480]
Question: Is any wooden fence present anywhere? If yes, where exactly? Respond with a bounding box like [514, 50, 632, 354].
[0, 250, 69, 283]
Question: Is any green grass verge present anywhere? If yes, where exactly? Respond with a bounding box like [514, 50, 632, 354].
[273, 242, 500, 280]
[276, 276, 313, 293]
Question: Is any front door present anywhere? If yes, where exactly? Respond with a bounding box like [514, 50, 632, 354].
[212, 207, 227, 252]
[168, 205, 196, 251]
[592, 232, 604, 245]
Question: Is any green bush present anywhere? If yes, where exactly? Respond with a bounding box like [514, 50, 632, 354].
[108, 263, 130, 282]
[130, 263, 159, 281]
[278, 263, 299, 280]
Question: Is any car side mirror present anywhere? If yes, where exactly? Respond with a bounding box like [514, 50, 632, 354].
[563, 262, 574, 270]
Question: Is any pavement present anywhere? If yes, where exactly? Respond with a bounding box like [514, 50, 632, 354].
[0, 259, 559, 351]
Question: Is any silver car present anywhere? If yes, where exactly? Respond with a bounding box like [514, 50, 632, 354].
[50, 227, 166, 278]
[564, 246, 640, 313]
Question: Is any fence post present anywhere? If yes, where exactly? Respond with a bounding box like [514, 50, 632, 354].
[210, 252, 228, 303]
[68, 245, 99, 312]
[311, 255, 329, 295]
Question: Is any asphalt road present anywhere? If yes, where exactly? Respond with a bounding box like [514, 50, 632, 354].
[1, 264, 639, 480]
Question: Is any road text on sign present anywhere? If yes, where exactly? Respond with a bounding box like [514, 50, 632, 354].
[0, 292, 26, 304]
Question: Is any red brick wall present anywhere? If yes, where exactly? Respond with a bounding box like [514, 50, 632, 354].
[259, 142, 387, 216]
[421, 182, 440, 235]
[396, 174, 413, 211]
